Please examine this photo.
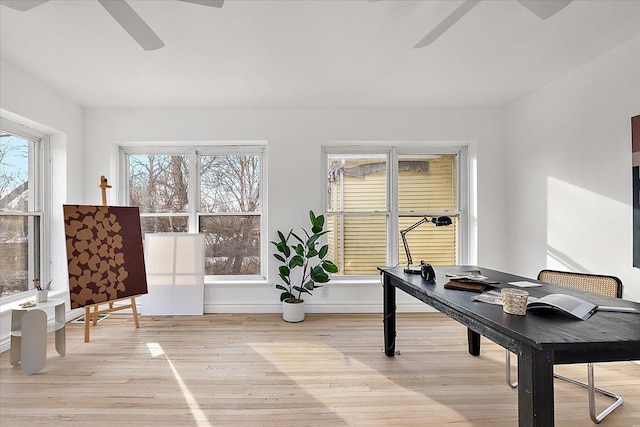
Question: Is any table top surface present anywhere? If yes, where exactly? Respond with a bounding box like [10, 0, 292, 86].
[380, 265, 640, 359]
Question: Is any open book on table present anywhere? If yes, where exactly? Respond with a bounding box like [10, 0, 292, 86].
[527, 294, 640, 320]
[527, 294, 597, 320]
[474, 292, 640, 320]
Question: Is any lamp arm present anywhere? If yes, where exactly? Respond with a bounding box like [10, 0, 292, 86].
[399, 217, 430, 267]
[401, 230, 413, 267]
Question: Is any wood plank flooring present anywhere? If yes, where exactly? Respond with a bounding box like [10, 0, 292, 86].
[1, 313, 639, 426]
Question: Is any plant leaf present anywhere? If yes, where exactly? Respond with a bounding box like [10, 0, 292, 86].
[322, 260, 339, 273]
[311, 266, 329, 283]
[278, 274, 290, 285]
[290, 231, 303, 244]
[307, 234, 320, 247]
[318, 245, 328, 259]
[280, 292, 293, 302]
[278, 265, 290, 277]
[289, 255, 304, 268]
[273, 254, 285, 263]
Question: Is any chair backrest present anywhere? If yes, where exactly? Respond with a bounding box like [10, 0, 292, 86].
[537, 269, 622, 299]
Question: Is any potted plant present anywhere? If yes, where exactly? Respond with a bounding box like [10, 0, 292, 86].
[271, 210, 338, 322]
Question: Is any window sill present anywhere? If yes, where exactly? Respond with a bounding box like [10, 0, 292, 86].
[323, 276, 381, 286]
[205, 278, 270, 286]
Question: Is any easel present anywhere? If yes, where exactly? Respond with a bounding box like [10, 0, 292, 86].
[83, 176, 140, 342]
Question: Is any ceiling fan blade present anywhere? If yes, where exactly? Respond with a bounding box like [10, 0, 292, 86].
[414, 0, 481, 49]
[0, 0, 48, 11]
[98, 0, 164, 51]
[517, 0, 572, 19]
[178, 0, 224, 7]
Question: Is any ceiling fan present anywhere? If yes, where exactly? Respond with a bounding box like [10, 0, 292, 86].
[412, 0, 573, 48]
[0, 0, 224, 51]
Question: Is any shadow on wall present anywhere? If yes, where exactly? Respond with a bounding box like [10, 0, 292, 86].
[546, 245, 588, 273]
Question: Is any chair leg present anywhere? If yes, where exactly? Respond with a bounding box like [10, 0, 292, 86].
[505, 350, 518, 388]
[553, 363, 623, 424]
[506, 351, 623, 423]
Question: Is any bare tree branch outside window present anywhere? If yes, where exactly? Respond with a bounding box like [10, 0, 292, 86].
[126, 152, 262, 276]
[129, 154, 189, 234]
[200, 155, 261, 275]
[0, 135, 35, 297]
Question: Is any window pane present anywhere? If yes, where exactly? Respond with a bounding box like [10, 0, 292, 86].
[398, 154, 456, 212]
[141, 216, 189, 234]
[327, 154, 387, 212]
[326, 214, 387, 275]
[199, 215, 260, 275]
[0, 135, 29, 213]
[129, 154, 189, 213]
[200, 155, 261, 213]
[0, 215, 40, 297]
[398, 216, 457, 267]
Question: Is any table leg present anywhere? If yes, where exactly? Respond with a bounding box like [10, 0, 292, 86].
[383, 273, 396, 357]
[467, 329, 481, 356]
[518, 346, 555, 427]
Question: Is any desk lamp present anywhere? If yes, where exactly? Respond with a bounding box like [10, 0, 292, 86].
[400, 216, 452, 279]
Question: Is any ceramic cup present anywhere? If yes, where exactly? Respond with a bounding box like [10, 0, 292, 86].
[36, 290, 48, 303]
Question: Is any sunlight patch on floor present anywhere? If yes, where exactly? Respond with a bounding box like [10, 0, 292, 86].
[246, 340, 464, 419]
[147, 342, 211, 427]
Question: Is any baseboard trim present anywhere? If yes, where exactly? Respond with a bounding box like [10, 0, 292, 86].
[203, 302, 436, 314]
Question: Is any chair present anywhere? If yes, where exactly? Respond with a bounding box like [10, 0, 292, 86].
[505, 269, 624, 424]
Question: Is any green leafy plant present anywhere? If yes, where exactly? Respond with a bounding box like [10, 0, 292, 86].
[271, 210, 339, 303]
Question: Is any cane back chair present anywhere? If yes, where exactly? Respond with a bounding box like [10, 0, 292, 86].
[505, 269, 624, 424]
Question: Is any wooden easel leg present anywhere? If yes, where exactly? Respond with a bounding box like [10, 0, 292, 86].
[130, 297, 140, 328]
[84, 306, 91, 343]
[92, 304, 99, 326]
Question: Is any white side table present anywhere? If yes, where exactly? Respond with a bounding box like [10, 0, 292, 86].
[10, 298, 66, 374]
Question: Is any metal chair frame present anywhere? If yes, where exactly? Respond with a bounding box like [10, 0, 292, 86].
[505, 269, 624, 424]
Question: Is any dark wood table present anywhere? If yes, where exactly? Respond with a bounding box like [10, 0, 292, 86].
[379, 265, 640, 427]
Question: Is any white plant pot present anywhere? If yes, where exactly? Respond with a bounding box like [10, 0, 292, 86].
[282, 300, 305, 323]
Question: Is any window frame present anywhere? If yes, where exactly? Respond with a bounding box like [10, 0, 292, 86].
[119, 143, 267, 282]
[0, 117, 50, 300]
[322, 143, 469, 279]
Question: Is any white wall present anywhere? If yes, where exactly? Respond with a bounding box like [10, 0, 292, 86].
[0, 59, 84, 350]
[505, 35, 640, 302]
[84, 107, 508, 313]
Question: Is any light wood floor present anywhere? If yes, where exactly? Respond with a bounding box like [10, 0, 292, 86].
[1, 313, 639, 426]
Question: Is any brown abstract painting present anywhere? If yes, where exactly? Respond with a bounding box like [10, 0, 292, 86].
[633, 115, 640, 268]
[63, 205, 148, 309]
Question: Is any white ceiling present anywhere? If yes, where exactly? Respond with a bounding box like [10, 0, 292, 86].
[1, 0, 640, 109]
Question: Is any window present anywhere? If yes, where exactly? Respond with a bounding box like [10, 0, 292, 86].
[324, 146, 465, 276]
[123, 146, 264, 279]
[0, 120, 46, 298]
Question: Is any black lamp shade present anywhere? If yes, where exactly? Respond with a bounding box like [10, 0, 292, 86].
[432, 216, 452, 226]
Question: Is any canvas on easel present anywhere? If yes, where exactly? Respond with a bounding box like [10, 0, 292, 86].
[63, 205, 148, 308]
